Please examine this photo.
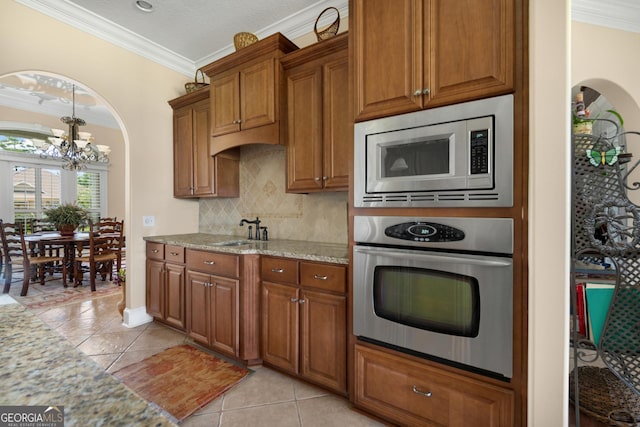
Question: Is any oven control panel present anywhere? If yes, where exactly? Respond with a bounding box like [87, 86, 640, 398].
[385, 222, 465, 242]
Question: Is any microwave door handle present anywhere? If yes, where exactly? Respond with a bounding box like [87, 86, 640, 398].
[353, 245, 512, 267]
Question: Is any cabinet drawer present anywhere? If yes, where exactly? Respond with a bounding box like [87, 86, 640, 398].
[146, 242, 164, 260]
[354, 344, 514, 427]
[164, 245, 185, 263]
[300, 262, 346, 293]
[186, 249, 239, 278]
[261, 257, 298, 284]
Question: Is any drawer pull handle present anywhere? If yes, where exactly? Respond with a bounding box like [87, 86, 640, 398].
[290, 298, 298, 303]
[169, 251, 179, 256]
[313, 274, 328, 280]
[272, 268, 284, 273]
[412, 385, 432, 398]
[204, 260, 216, 265]
[151, 249, 159, 253]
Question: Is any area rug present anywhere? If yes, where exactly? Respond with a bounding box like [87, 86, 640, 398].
[113, 344, 250, 421]
[0, 302, 177, 426]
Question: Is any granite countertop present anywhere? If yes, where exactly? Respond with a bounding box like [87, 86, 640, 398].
[143, 233, 349, 265]
[0, 302, 177, 426]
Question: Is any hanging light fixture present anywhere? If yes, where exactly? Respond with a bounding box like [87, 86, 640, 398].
[34, 84, 110, 170]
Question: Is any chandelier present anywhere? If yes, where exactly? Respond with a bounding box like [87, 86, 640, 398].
[32, 84, 110, 170]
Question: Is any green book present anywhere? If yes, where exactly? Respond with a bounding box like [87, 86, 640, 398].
[585, 283, 615, 347]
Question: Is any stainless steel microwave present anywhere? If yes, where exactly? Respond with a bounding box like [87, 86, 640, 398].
[354, 94, 514, 208]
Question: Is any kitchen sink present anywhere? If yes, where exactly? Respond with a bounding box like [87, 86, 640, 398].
[213, 240, 252, 247]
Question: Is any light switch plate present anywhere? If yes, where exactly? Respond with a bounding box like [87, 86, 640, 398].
[143, 216, 155, 227]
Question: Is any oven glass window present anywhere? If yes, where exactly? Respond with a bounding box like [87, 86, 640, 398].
[373, 266, 480, 337]
[381, 138, 450, 178]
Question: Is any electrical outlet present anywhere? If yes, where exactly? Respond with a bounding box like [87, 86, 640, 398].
[143, 216, 155, 227]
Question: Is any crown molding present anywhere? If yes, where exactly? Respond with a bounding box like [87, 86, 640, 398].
[16, 0, 198, 76]
[16, 0, 349, 77]
[572, 0, 640, 34]
[195, 0, 348, 69]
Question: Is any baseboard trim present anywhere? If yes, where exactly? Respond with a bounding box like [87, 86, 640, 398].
[123, 305, 153, 328]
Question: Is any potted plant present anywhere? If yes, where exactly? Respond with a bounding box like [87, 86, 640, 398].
[43, 203, 89, 235]
[114, 268, 126, 318]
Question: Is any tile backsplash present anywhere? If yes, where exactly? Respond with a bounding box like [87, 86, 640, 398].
[199, 144, 348, 244]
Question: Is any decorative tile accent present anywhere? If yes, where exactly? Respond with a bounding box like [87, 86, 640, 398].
[200, 145, 348, 244]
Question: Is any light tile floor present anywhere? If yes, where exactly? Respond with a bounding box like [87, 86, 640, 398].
[28, 292, 386, 426]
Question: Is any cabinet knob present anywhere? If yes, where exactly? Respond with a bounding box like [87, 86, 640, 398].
[314, 177, 321, 181]
[322, 176, 327, 181]
[232, 119, 243, 124]
[151, 249, 159, 253]
[412, 385, 432, 397]
[298, 299, 306, 304]
[169, 251, 179, 256]
[313, 274, 328, 281]
[422, 88, 430, 95]
[271, 268, 284, 273]
[203, 260, 216, 265]
[414, 89, 422, 96]
[290, 298, 298, 303]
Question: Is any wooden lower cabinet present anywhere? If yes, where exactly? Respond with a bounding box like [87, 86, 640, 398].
[354, 344, 514, 426]
[145, 243, 186, 331]
[186, 254, 240, 358]
[261, 257, 347, 394]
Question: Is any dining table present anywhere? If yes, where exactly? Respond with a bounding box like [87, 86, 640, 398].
[24, 231, 91, 284]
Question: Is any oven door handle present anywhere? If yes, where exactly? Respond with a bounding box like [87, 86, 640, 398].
[353, 245, 512, 267]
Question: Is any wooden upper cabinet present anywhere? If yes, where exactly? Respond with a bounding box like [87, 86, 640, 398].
[168, 88, 240, 198]
[202, 33, 298, 155]
[211, 73, 240, 137]
[240, 59, 276, 130]
[282, 33, 349, 193]
[192, 100, 214, 196]
[211, 59, 275, 137]
[172, 105, 195, 197]
[352, 0, 514, 121]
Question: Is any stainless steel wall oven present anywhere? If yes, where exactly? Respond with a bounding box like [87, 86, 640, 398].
[353, 216, 514, 380]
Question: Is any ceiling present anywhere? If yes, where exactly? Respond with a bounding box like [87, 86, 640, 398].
[2, 0, 639, 133]
[17, 0, 349, 76]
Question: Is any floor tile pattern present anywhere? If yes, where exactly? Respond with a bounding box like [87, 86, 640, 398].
[15, 284, 385, 426]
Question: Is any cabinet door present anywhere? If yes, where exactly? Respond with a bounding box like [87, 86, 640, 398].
[353, 0, 423, 121]
[186, 270, 210, 344]
[211, 73, 240, 136]
[146, 259, 164, 319]
[240, 59, 275, 131]
[164, 263, 186, 330]
[210, 276, 239, 356]
[173, 106, 194, 197]
[354, 344, 514, 426]
[300, 289, 347, 393]
[322, 56, 349, 190]
[261, 281, 299, 374]
[286, 66, 323, 191]
[191, 99, 214, 197]
[426, 0, 514, 107]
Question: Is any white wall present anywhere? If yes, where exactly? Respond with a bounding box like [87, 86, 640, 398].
[529, 0, 570, 425]
[0, 0, 199, 319]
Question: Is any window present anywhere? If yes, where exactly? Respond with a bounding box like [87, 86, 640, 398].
[12, 165, 62, 230]
[0, 150, 108, 227]
[77, 171, 102, 223]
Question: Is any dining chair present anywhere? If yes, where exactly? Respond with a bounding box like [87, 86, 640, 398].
[0, 220, 67, 296]
[97, 218, 125, 274]
[29, 218, 64, 263]
[73, 219, 124, 291]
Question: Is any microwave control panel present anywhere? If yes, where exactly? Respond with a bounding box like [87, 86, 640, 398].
[469, 128, 490, 175]
[385, 222, 465, 242]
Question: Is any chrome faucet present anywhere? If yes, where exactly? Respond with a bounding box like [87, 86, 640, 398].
[239, 217, 262, 240]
